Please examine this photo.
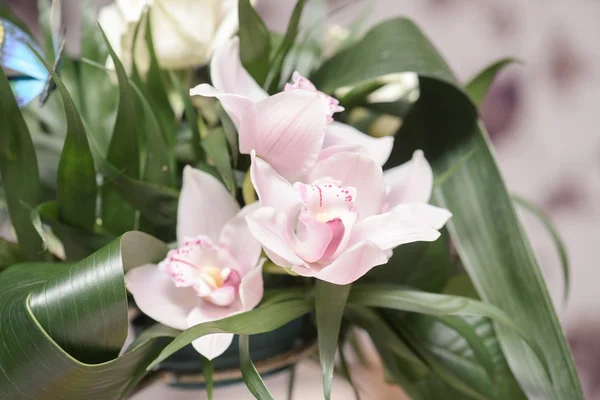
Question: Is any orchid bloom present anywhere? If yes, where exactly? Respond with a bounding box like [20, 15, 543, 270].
[190, 37, 393, 180]
[125, 166, 264, 360]
[246, 150, 451, 285]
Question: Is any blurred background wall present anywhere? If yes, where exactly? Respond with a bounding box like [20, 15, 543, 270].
[4, 0, 600, 398]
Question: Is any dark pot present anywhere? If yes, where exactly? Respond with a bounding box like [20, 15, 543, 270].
[133, 313, 316, 389]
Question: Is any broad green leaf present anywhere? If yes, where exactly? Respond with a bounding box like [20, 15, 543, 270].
[466, 58, 516, 106]
[0, 232, 175, 398]
[366, 229, 451, 293]
[513, 196, 570, 303]
[202, 128, 236, 196]
[265, 0, 307, 92]
[239, 334, 275, 400]
[80, 0, 116, 151]
[130, 82, 174, 187]
[404, 315, 526, 400]
[312, 18, 582, 399]
[443, 273, 480, 300]
[29, 46, 98, 232]
[147, 299, 314, 369]
[238, 0, 271, 85]
[32, 201, 112, 261]
[0, 61, 45, 260]
[100, 26, 140, 235]
[347, 283, 549, 381]
[315, 281, 351, 400]
[143, 10, 176, 151]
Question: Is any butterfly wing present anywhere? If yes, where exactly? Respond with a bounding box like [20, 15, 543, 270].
[9, 76, 46, 107]
[0, 19, 47, 81]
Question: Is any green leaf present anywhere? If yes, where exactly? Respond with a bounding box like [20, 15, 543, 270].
[347, 283, 550, 382]
[32, 201, 112, 261]
[315, 281, 351, 400]
[147, 299, 313, 370]
[405, 315, 526, 400]
[239, 334, 275, 400]
[513, 196, 570, 303]
[344, 305, 425, 368]
[200, 355, 214, 400]
[99, 25, 140, 235]
[0, 232, 175, 398]
[0, 59, 45, 260]
[130, 82, 174, 187]
[29, 45, 98, 232]
[202, 127, 236, 196]
[312, 18, 582, 399]
[443, 273, 480, 300]
[466, 58, 517, 106]
[218, 106, 239, 166]
[143, 10, 176, 151]
[265, 0, 307, 92]
[238, 0, 271, 85]
[80, 0, 116, 151]
[170, 71, 205, 162]
[110, 176, 179, 229]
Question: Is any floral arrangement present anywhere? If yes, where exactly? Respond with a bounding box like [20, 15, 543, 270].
[0, 0, 582, 399]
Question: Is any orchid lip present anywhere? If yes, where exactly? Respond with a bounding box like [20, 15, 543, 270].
[159, 235, 242, 307]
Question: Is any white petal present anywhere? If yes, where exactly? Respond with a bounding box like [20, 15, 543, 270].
[324, 122, 394, 166]
[210, 37, 267, 101]
[292, 241, 388, 285]
[219, 203, 262, 275]
[310, 152, 387, 220]
[239, 260, 265, 312]
[250, 152, 302, 215]
[189, 84, 254, 129]
[384, 150, 433, 207]
[350, 210, 442, 251]
[240, 91, 327, 181]
[177, 166, 239, 245]
[390, 203, 452, 230]
[245, 207, 306, 267]
[125, 264, 197, 331]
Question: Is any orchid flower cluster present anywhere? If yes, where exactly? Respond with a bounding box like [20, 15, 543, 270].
[126, 37, 451, 360]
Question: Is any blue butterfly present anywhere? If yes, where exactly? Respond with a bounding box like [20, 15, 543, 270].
[0, 5, 65, 107]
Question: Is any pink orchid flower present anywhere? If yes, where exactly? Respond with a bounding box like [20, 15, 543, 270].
[245, 150, 451, 285]
[189, 37, 394, 180]
[125, 166, 264, 360]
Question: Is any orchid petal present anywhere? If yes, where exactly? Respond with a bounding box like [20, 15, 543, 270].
[177, 166, 239, 245]
[189, 84, 253, 128]
[209, 37, 267, 101]
[206, 286, 237, 307]
[125, 264, 197, 331]
[295, 216, 333, 263]
[324, 122, 394, 166]
[239, 260, 265, 312]
[384, 150, 433, 207]
[390, 203, 452, 230]
[250, 152, 302, 215]
[350, 211, 442, 251]
[219, 202, 262, 274]
[191, 332, 235, 361]
[240, 91, 327, 181]
[292, 241, 388, 285]
[310, 152, 387, 220]
[246, 207, 306, 267]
